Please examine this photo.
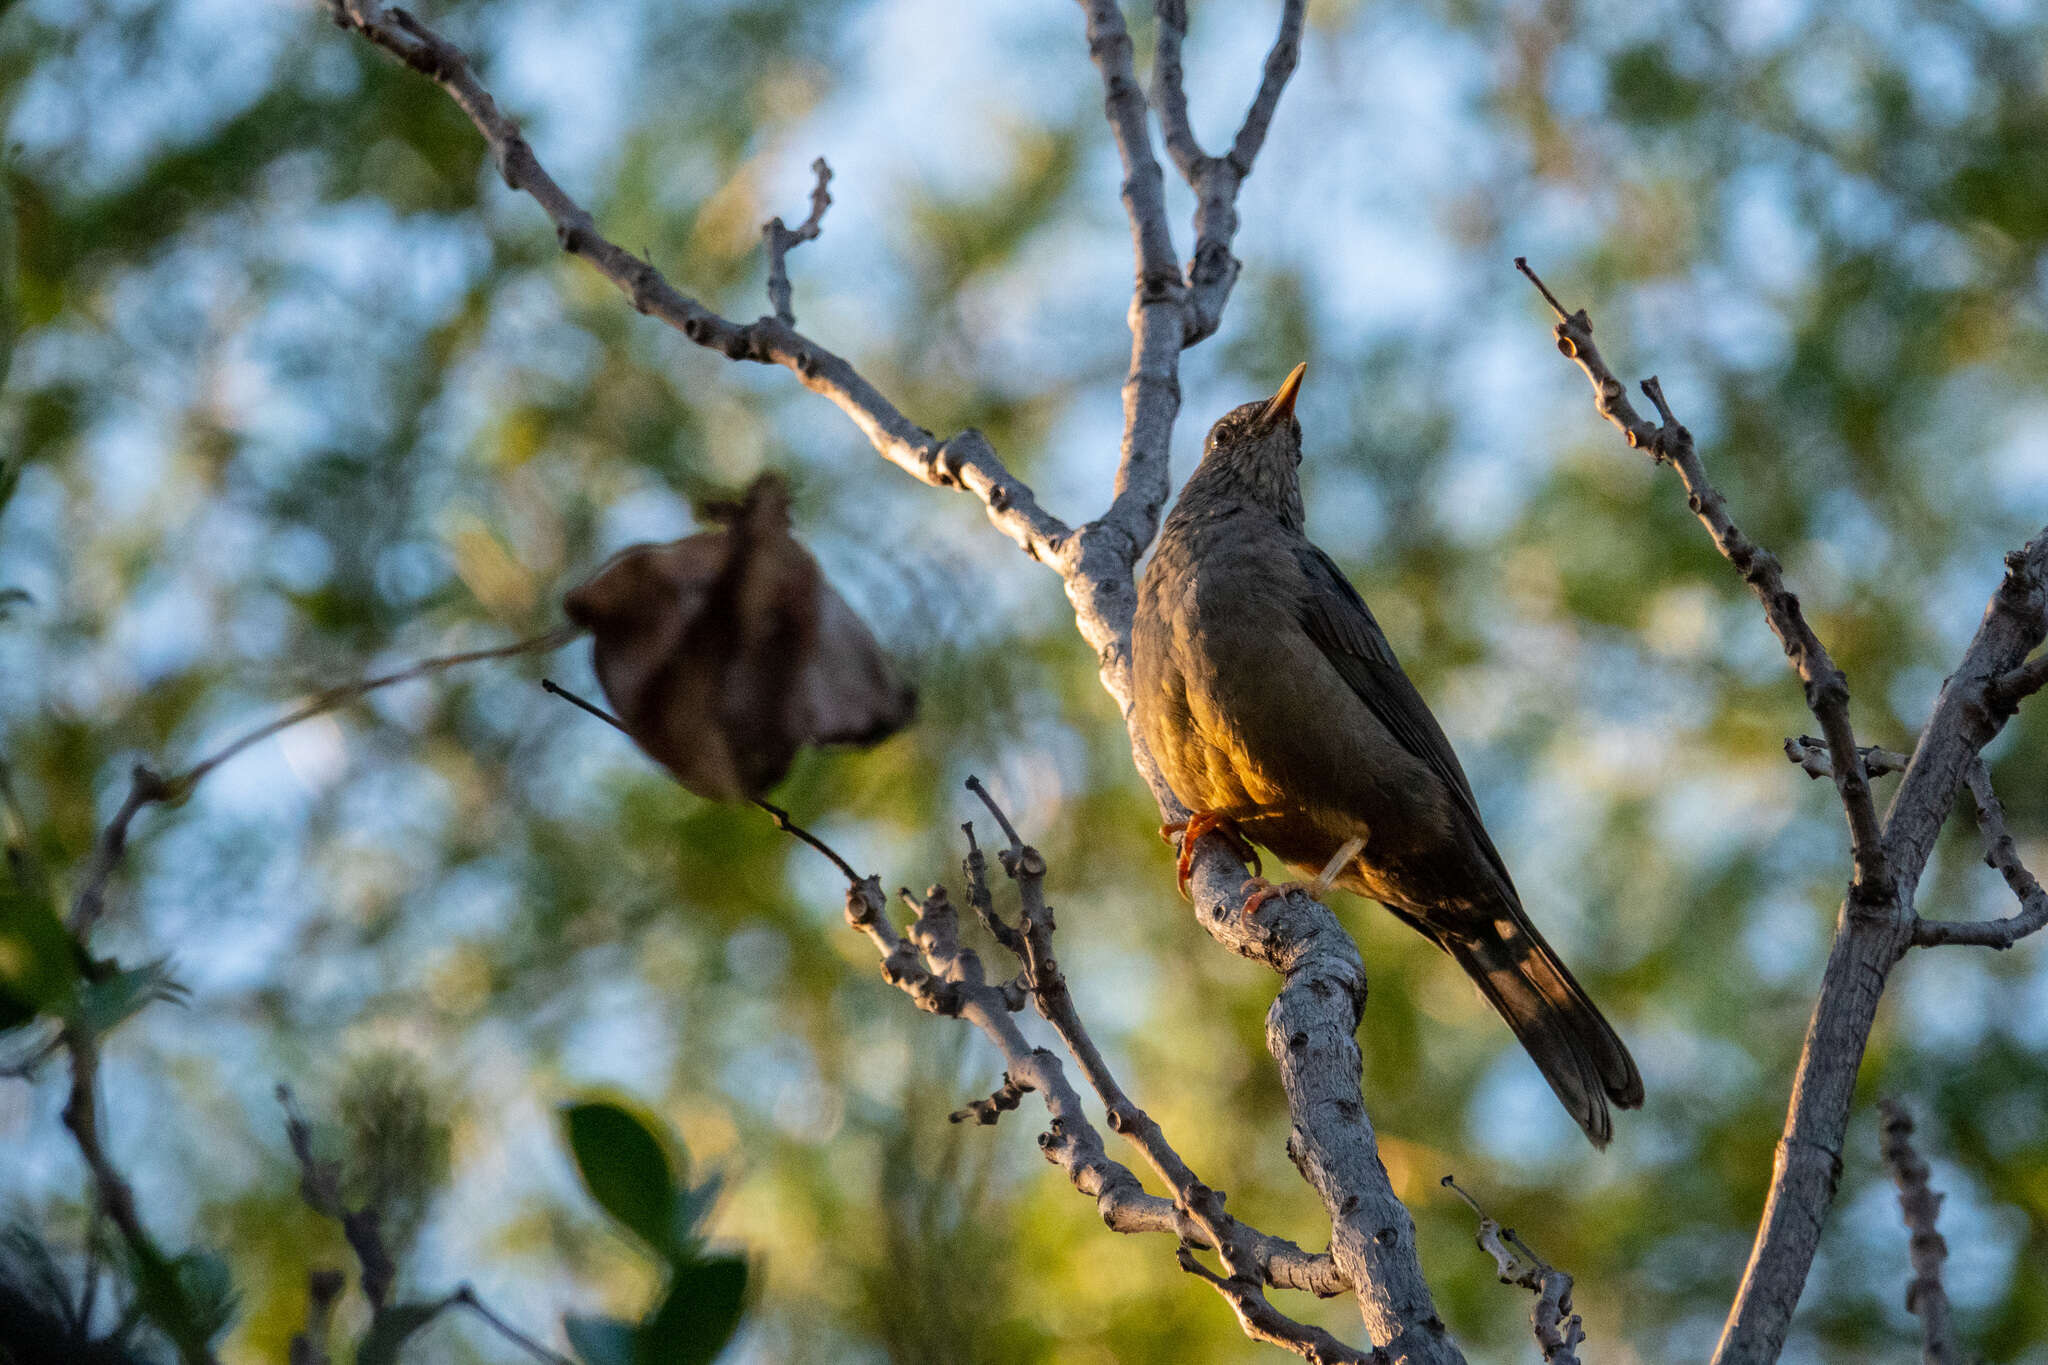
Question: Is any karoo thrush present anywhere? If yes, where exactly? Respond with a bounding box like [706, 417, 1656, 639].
[1132, 364, 1643, 1146]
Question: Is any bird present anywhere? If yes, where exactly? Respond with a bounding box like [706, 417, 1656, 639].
[1131, 364, 1643, 1146]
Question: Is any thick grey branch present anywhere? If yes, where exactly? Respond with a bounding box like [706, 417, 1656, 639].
[1179, 851, 1464, 1365]
[1877, 1101, 1958, 1365]
[327, 0, 1072, 565]
[1717, 533, 2048, 1361]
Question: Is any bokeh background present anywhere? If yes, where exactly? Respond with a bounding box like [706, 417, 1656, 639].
[4, 0, 2048, 1360]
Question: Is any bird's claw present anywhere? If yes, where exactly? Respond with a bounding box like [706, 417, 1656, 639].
[1237, 876, 1316, 919]
[1160, 811, 1260, 898]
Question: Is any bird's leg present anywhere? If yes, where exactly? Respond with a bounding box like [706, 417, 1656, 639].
[1239, 836, 1366, 918]
[1159, 811, 1260, 898]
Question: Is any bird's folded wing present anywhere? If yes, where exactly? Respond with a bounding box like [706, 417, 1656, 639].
[1293, 543, 1516, 895]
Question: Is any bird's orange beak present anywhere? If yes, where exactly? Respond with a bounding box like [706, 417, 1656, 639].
[1260, 362, 1307, 428]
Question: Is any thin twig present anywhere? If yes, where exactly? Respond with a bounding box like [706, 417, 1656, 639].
[328, 0, 1070, 565]
[177, 627, 579, 795]
[539, 677, 626, 733]
[1441, 1178, 1583, 1365]
[753, 798, 866, 886]
[452, 1285, 578, 1365]
[1912, 759, 2048, 949]
[1783, 736, 1911, 782]
[1876, 1101, 1958, 1365]
[62, 1029, 220, 1365]
[1519, 257, 1889, 900]
[958, 778, 1362, 1356]
[762, 157, 833, 326]
[537, 677, 870, 887]
[68, 629, 576, 937]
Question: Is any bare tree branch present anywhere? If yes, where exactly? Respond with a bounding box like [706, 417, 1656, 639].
[279, 1086, 573, 1365]
[1912, 758, 2048, 949]
[762, 788, 1352, 1308]
[1529, 254, 2048, 1361]
[1150, 0, 1308, 343]
[69, 628, 578, 938]
[1518, 258, 1889, 899]
[1709, 530, 2048, 1364]
[1441, 1178, 1583, 1365]
[1171, 849, 1463, 1364]
[333, 4, 1449, 1354]
[1783, 736, 1911, 782]
[61, 1028, 220, 1365]
[1877, 1101, 1959, 1365]
[1985, 651, 2048, 711]
[324, 0, 1070, 565]
[762, 157, 832, 327]
[961, 778, 1339, 1317]
[841, 866, 1362, 1359]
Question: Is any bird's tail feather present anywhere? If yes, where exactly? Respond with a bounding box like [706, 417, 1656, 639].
[1442, 907, 1642, 1148]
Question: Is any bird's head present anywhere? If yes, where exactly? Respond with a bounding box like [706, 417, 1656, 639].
[1192, 363, 1308, 526]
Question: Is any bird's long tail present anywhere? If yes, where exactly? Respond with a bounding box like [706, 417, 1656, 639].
[1442, 906, 1643, 1148]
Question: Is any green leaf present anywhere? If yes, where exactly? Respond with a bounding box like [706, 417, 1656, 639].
[637, 1256, 748, 1365]
[564, 1314, 638, 1365]
[76, 958, 187, 1036]
[562, 1100, 681, 1254]
[0, 885, 80, 1030]
[168, 1249, 237, 1344]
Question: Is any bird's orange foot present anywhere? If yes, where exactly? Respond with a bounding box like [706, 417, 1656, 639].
[1238, 877, 1320, 918]
[1160, 811, 1260, 898]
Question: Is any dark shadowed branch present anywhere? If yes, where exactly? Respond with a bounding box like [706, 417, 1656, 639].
[1877, 1101, 1958, 1365]
[61, 1028, 220, 1365]
[278, 1086, 572, 1365]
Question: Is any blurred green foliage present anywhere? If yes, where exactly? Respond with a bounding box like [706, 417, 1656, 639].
[2, 1, 2048, 1363]
[561, 1098, 749, 1365]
